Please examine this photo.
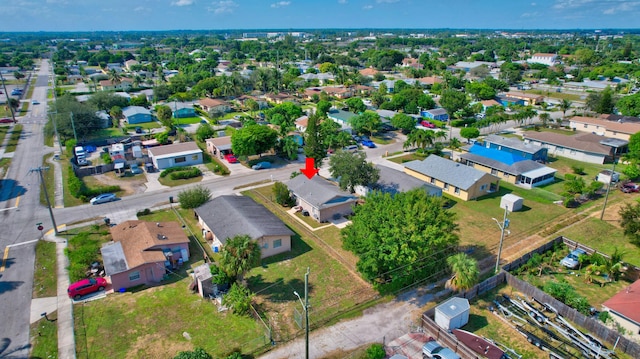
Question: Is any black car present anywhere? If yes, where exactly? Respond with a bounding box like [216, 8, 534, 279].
[135, 127, 143, 134]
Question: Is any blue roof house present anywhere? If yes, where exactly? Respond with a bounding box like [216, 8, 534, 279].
[483, 134, 548, 162]
[497, 96, 525, 107]
[122, 106, 153, 124]
[421, 108, 449, 121]
[169, 101, 197, 119]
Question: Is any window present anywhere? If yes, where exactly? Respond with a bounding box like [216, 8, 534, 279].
[503, 173, 509, 179]
[129, 271, 140, 281]
[584, 124, 588, 128]
[480, 184, 487, 191]
[443, 183, 449, 190]
[454, 187, 460, 194]
[175, 156, 186, 163]
[491, 169, 498, 175]
[273, 239, 282, 248]
[430, 177, 436, 184]
[192, 155, 199, 160]
[262, 242, 268, 249]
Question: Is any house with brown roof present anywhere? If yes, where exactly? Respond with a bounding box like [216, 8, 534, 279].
[205, 136, 232, 158]
[351, 84, 374, 96]
[99, 78, 133, 91]
[359, 67, 379, 78]
[198, 98, 232, 113]
[303, 86, 352, 100]
[400, 58, 423, 69]
[522, 131, 621, 164]
[294, 115, 309, 132]
[569, 116, 640, 141]
[236, 94, 269, 109]
[417, 76, 443, 86]
[602, 279, 640, 337]
[480, 99, 502, 111]
[101, 221, 191, 291]
[504, 91, 544, 105]
[264, 93, 297, 105]
[147, 142, 203, 170]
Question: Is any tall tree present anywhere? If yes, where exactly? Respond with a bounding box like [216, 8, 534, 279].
[303, 113, 327, 167]
[559, 99, 572, 119]
[219, 235, 261, 284]
[328, 150, 380, 192]
[391, 113, 416, 134]
[342, 189, 459, 293]
[439, 89, 469, 120]
[231, 124, 278, 157]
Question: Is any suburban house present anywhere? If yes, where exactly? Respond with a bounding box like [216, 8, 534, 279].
[299, 72, 335, 84]
[303, 86, 352, 100]
[404, 155, 500, 201]
[359, 67, 379, 78]
[480, 99, 502, 112]
[122, 106, 153, 124]
[421, 108, 449, 121]
[264, 93, 297, 104]
[95, 110, 112, 128]
[497, 95, 525, 107]
[294, 115, 309, 132]
[205, 136, 233, 158]
[569, 116, 640, 141]
[417, 76, 443, 87]
[527, 53, 558, 66]
[483, 134, 548, 162]
[400, 57, 423, 69]
[357, 165, 442, 197]
[351, 84, 374, 96]
[460, 145, 557, 189]
[236, 94, 269, 109]
[167, 101, 196, 118]
[522, 131, 622, 164]
[101, 221, 191, 291]
[287, 175, 358, 223]
[194, 195, 294, 258]
[147, 142, 203, 170]
[198, 98, 232, 113]
[602, 279, 640, 336]
[327, 109, 357, 133]
[124, 59, 139, 71]
[504, 92, 544, 106]
[100, 78, 133, 91]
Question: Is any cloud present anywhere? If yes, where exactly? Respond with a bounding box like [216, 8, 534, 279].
[271, 1, 291, 8]
[338, 0, 347, 3]
[376, 0, 399, 3]
[552, 0, 596, 10]
[521, 11, 540, 18]
[531, 2, 537, 5]
[363, 4, 373, 9]
[134, 6, 151, 12]
[172, 0, 194, 6]
[208, 0, 237, 14]
[602, 1, 640, 14]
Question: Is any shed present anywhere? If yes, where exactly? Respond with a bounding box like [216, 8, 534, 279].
[435, 297, 470, 330]
[500, 194, 523, 212]
[596, 170, 620, 184]
[132, 145, 143, 159]
[192, 263, 214, 298]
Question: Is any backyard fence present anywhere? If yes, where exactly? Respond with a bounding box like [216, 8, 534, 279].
[420, 314, 481, 359]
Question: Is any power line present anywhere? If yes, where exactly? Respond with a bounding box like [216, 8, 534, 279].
[29, 166, 59, 235]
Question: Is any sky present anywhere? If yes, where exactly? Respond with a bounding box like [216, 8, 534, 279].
[1, 0, 640, 32]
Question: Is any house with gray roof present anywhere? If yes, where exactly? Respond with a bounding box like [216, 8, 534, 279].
[404, 155, 500, 201]
[327, 109, 356, 134]
[287, 175, 358, 222]
[122, 106, 153, 124]
[359, 165, 442, 197]
[522, 131, 618, 164]
[195, 195, 294, 258]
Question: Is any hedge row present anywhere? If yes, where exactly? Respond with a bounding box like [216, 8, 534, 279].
[169, 167, 202, 180]
[67, 166, 121, 202]
[160, 166, 194, 178]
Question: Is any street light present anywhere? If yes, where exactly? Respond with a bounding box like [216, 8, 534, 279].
[493, 206, 510, 273]
[293, 267, 310, 359]
[599, 138, 628, 221]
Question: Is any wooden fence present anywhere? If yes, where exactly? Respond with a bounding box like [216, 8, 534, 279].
[421, 313, 486, 359]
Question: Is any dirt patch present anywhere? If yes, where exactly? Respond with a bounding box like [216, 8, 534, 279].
[126, 333, 192, 359]
[89, 172, 147, 196]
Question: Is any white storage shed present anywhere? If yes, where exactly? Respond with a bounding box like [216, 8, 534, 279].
[500, 193, 523, 212]
[435, 297, 470, 330]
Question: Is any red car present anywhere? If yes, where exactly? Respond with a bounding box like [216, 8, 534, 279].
[0, 118, 13, 124]
[67, 277, 107, 300]
[621, 182, 640, 193]
[420, 120, 436, 128]
[224, 153, 238, 163]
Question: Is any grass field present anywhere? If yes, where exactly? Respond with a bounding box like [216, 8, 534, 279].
[32, 240, 57, 298]
[524, 89, 582, 102]
[5, 124, 23, 152]
[173, 116, 203, 125]
[40, 154, 56, 206]
[30, 316, 58, 359]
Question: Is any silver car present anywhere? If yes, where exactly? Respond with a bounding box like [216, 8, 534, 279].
[560, 249, 587, 269]
[90, 193, 117, 205]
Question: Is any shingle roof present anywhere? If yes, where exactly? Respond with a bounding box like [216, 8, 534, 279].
[195, 195, 294, 245]
[122, 106, 151, 117]
[460, 152, 554, 177]
[484, 135, 544, 155]
[287, 175, 357, 209]
[373, 165, 441, 195]
[571, 116, 640, 135]
[603, 279, 640, 325]
[523, 131, 614, 155]
[205, 136, 232, 151]
[148, 142, 202, 158]
[199, 98, 229, 108]
[404, 155, 495, 190]
[102, 221, 190, 276]
[426, 108, 448, 116]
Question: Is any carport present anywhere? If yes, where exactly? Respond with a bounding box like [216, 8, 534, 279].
[205, 136, 232, 159]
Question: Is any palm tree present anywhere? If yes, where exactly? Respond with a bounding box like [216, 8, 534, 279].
[559, 99, 572, 120]
[108, 69, 121, 85]
[539, 112, 551, 128]
[446, 253, 479, 291]
[449, 137, 462, 150]
[404, 129, 435, 150]
[219, 235, 262, 284]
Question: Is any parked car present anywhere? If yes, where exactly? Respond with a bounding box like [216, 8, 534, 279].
[0, 118, 13, 124]
[422, 340, 460, 359]
[361, 140, 376, 148]
[31, 100, 39, 105]
[252, 161, 271, 170]
[90, 193, 117, 205]
[420, 120, 436, 128]
[135, 126, 143, 134]
[343, 144, 359, 153]
[620, 182, 640, 193]
[130, 164, 143, 174]
[67, 277, 107, 300]
[224, 153, 238, 163]
[560, 248, 587, 269]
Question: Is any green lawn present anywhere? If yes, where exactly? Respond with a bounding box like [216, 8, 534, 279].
[174, 116, 203, 125]
[30, 316, 58, 359]
[40, 154, 56, 206]
[32, 240, 57, 298]
[524, 89, 582, 102]
[124, 121, 163, 132]
[0, 125, 9, 145]
[5, 124, 23, 152]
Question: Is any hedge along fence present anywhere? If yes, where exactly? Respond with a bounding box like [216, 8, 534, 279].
[159, 166, 202, 180]
[67, 165, 121, 202]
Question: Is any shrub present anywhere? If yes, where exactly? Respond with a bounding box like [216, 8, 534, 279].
[101, 152, 113, 164]
[365, 343, 385, 359]
[66, 232, 102, 282]
[136, 208, 152, 217]
[160, 166, 188, 178]
[177, 185, 211, 209]
[273, 181, 294, 206]
[543, 280, 591, 315]
[222, 283, 254, 316]
[169, 167, 202, 180]
[571, 165, 585, 175]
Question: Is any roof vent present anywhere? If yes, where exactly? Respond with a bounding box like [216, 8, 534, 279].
[157, 233, 167, 240]
[156, 222, 162, 227]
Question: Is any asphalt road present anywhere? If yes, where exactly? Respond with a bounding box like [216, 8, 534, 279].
[0, 60, 52, 359]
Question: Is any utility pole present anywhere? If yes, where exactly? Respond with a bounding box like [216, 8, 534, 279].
[50, 62, 63, 152]
[30, 166, 58, 235]
[294, 267, 310, 359]
[493, 206, 510, 273]
[70, 112, 78, 143]
[0, 70, 18, 123]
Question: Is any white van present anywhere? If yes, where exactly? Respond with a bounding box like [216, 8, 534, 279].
[74, 146, 85, 158]
[343, 145, 359, 153]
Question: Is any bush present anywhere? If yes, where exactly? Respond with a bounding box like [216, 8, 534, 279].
[273, 181, 294, 206]
[66, 232, 102, 282]
[177, 185, 211, 209]
[169, 167, 202, 180]
[136, 208, 152, 217]
[160, 166, 189, 178]
[450, 119, 475, 127]
[571, 165, 585, 175]
[543, 280, 591, 315]
[365, 343, 385, 359]
[222, 283, 254, 316]
[101, 152, 113, 164]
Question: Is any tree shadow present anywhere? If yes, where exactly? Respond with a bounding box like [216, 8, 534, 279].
[0, 337, 31, 358]
[0, 179, 27, 201]
[259, 231, 312, 268]
[0, 258, 15, 271]
[463, 314, 489, 331]
[0, 280, 22, 295]
[248, 274, 311, 303]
